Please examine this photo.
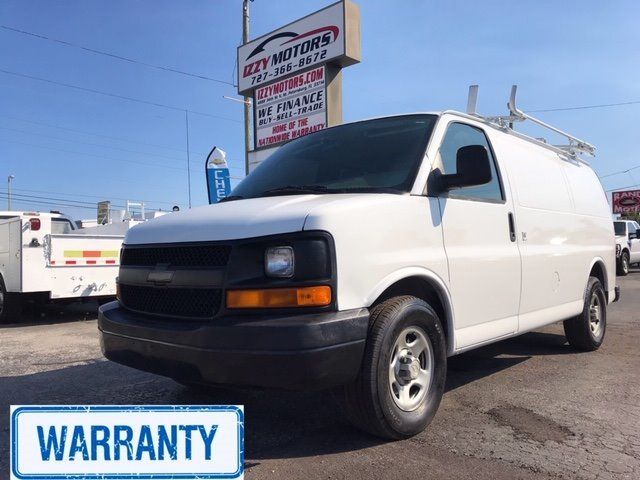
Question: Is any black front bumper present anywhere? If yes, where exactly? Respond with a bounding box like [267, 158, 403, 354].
[99, 302, 369, 390]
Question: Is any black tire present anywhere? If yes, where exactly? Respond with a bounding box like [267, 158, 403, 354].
[563, 277, 606, 351]
[336, 295, 447, 439]
[0, 277, 22, 324]
[617, 251, 630, 276]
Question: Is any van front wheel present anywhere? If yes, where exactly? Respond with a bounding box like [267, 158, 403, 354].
[563, 277, 606, 351]
[337, 296, 447, 439]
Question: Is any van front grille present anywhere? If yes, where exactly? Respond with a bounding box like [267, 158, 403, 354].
[119, 285, 222, 319]
[121, 245, 231, 268]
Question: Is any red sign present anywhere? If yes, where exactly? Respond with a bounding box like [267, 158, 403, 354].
[612, 189, 640, 214]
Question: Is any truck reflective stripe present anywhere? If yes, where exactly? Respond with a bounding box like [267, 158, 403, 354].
[50, 259, 118, 265]
[63, 250, 119, 258]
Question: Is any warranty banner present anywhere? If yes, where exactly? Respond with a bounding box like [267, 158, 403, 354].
[11, 405, 244, 479]
[254, 66, 327, 149]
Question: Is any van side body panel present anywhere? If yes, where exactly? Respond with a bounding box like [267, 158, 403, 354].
[487, 127, 615, 335]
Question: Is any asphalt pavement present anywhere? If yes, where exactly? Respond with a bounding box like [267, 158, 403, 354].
[1, 273, 639, 479]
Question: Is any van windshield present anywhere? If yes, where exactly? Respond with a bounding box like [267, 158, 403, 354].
[228, 115, 437, 200]
[614, 221, 626, 236]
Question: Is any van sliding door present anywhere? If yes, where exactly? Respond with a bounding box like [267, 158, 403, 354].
[504, 143, 600, 331]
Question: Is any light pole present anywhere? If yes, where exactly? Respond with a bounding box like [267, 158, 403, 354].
[242, 0, 252, 176]
[185, 110, 192, 209]
[7, 175, 15, 210]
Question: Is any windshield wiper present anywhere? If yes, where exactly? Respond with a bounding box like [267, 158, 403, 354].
[218, 195, 244, 203]
[260, 185, 331, 197]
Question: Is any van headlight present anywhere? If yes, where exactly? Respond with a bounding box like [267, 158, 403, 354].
[265, 246, 295, 278]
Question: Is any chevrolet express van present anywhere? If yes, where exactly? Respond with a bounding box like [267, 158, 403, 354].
[99, 109, 617, 439]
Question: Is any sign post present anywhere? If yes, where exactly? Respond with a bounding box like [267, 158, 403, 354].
[237, 0, 361, 172]
[206, 147, 232, 203]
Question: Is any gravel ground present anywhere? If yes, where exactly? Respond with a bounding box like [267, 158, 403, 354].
[1, 273, 639, 479]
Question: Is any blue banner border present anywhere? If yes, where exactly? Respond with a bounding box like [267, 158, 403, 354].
[11, 405, 244, 480]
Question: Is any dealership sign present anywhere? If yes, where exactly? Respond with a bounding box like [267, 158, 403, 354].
[11, 405, 244, 480]
[237, 1, 360, 95]
[239, 0, 360, 168]
[612, 189, 640, 214]
[254, 66, 327, 149]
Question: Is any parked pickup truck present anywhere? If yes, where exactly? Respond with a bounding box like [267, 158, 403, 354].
[0, 211, 123, 322]
[613, 219, 640, 275]
[100, 110, 617, 439]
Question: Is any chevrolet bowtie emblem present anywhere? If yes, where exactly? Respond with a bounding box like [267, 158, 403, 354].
[147, 269, 174, 284]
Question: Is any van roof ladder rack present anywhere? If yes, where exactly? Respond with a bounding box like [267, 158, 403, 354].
[468, 85, 596, 159]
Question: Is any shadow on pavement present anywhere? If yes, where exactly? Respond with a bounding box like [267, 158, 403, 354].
[0, 301, 101, 329]
[446, 331, 571, 391]
[0, 330, 572, 470]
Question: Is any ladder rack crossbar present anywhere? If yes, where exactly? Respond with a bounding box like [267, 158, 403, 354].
[468, 85, 596, 159]
[507, 86, 595, 156]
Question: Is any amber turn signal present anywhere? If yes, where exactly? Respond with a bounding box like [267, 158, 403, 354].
[226, 286, 332, 309]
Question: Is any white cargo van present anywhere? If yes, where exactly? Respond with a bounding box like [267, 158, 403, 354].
[100, 88, 617, 439]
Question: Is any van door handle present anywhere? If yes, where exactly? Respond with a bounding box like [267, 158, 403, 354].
[508, 212, 516, 242]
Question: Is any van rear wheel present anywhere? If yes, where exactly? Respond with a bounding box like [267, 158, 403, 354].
[336, 296, 447, 439]
[563, 277, 606, 351]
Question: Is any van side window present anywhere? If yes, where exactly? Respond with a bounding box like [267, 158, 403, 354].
[438, 122, 503, 201]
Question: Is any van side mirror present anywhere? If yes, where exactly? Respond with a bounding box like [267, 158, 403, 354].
[440, 145, 492, 191]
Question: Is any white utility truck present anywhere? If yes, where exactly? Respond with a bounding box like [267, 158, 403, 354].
[613, 219, 640, 275]
[100, 86, 617, 439]
[0, 211, 123, 322]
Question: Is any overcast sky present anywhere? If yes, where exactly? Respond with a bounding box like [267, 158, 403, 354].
[1, 0, 638, 220]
